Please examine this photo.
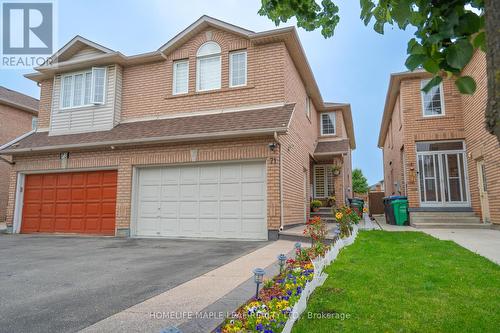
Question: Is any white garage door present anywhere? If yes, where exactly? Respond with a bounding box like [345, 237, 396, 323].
[134, 161, 267, 240]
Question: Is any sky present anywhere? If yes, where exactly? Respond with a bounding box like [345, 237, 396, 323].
[0, 0, 415, 185]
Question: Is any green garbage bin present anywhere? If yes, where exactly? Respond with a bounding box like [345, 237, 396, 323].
[391, 199, 408, 226]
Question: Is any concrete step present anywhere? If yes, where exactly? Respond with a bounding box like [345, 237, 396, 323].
[411, 222, 491, 229]
[411, 211, 477, 217]
[411, 216, 481, 223]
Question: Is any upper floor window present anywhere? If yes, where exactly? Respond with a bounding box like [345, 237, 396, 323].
[320, 112, 336, 135]
[61, 67, 106, 109]
[173, 59, 189, 95]
[31, 117, 38, 130]
[305, 96, 311, 119]
[229, 50, 247, 87]
[421, 79, 444, 117]
[196, 42, 221, 92]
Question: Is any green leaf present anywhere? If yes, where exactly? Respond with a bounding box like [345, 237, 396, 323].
[455, 76, 477, 94]
[456, 12, 481, 35]
[421, 76, 443, 93]
[446, 39, 473, 70]
[405, 54, 426, 71]
[423, 58, 440, 74]
[473, 31, 486, 51]
[391, 0, 411, 29]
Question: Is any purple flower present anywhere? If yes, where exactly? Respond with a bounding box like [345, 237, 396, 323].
[264, 330, 274, 333]
[287, 290, 292, 296]
[256, 323, 264, 331]
[283, 295, 290, 300]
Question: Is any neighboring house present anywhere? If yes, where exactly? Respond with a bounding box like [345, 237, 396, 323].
[378, 51, 499, 227]
[0, 87, 39, 222]
[0, 16, 355, 240]
[369, 180, 384, 192]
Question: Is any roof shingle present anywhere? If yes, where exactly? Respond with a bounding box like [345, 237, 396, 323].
[0, 86, 39, 113]
[314, 140, 350, 154]
[1, 103, 295, 154]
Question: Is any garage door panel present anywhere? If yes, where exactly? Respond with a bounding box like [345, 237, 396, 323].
[139, 185, 159, 201]
[179, 202, 198, 218]
[180, 184, 198, 200]
[221, 183, 240, 200]
[200, 201, 218, 218]
[160, 185, 179, 200]
[160, 202, 177, 217]
[135, 162, 266, 240]
[138, 202, 158, 217]
[21, 171, 117, 235]
[221, 201, 240, 218]
[199, 184, 218, 200]
[199, 220, 217, 236]
[241, 218, 266, 234]
[56, 188, 71, 201]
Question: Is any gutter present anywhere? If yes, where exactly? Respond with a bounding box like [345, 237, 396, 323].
[274, 131, 284, 232]
[0, 127, 288, 155]
[0, 129, 36, 152]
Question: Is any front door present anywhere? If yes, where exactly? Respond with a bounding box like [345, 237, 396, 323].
[313, 165, 334, 199]
[417, 141, 470, 207]
[476, 159, 490, 223]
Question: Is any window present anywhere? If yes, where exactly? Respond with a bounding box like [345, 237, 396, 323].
[305, 96, 311, 119]
[320, 112, 336, 135]
[173, 60, 189, 95]
[229, 50, 247, 87]
[196, 42, 221, 91]
[31, 117, 38, 130]
[60, 67, 106, 109]
[421, 79, 444, 116]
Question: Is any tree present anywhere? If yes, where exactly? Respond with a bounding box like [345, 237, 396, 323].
[259, 0, 499, 142]
[352, 168, 369, 194]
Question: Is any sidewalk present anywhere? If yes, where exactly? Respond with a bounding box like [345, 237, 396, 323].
[80, 239, 296, 333]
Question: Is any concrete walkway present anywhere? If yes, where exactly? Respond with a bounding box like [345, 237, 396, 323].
[80, 240, 296, 333]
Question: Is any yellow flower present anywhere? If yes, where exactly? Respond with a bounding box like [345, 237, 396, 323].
[335, 212, 343, 220]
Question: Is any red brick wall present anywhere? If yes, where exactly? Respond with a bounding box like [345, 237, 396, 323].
[383, 96, 405, 196]
[0, 104, 34, 221]
[462, 51, 500, 224]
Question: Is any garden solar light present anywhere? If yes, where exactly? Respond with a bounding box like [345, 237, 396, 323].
[295, 242, 301, 250]
[278, 253, 287, 273]
[253, 267, 265, 299]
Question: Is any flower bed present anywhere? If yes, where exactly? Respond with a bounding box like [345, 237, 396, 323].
[216, 207, 360, 333]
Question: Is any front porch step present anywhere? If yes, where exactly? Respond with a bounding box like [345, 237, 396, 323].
[279, 223, 339, 242]
[409, 211, 486, 229]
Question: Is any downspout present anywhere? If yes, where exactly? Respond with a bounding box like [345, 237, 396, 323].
[342, 154, 346, 204]
[274, 131, 284, 231]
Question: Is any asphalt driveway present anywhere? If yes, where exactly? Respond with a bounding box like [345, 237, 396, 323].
[0, 234, 267, 333]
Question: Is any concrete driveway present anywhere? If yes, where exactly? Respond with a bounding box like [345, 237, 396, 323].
[0, 234, 267, 333]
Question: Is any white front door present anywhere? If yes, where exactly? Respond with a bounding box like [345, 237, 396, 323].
[476, 159, 491, 223]
[417, 141, 470, 207]
[134, 161, 267, 240]
[313, 165, 334, 198]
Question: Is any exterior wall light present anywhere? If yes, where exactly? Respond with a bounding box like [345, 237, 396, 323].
[253, 267, 265, 299]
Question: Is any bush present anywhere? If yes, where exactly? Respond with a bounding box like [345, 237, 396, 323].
[310, 200, 322, 209]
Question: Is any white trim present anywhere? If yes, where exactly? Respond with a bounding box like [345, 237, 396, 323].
[59, 67, 107, 110]
[120, 102, 285, 123]
[320, 112, 336, 136]
[50, 36, 114, 63]
[91, 67, 107, 105]
[172, 59, 189, 95]
[12, 173, 25, 234]
[420, 80, 445, 117]
[229, 50, 247, 88]
[305, 96, 311, 119]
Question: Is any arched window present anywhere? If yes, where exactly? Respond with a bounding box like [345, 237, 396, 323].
[196, 42, 221, 91]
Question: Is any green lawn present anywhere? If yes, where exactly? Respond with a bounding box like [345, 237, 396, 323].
[292, 231, 500, 333]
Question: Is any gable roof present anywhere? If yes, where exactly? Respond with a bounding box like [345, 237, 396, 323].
[0, 104, 295, 154]
[49, 35, 116, 63]
[0, 86, 39, 114]
[377, 69, 431, 148]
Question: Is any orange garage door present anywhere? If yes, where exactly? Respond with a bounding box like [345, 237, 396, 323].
[21, 170, 117, 235]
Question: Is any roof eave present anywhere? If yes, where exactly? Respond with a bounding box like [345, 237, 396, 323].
[0, 127, 288, 155]
[0, 98, 38, 114]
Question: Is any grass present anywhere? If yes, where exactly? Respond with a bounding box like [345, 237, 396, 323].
[292, 231, 500, 333]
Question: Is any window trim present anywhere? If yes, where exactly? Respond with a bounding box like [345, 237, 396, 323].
[196, 42, 222, 92]
[305, 96, 311, 119]
[31, 117, 38, 130]
[172, 59, 189, 95]
[420, 80, 445, 117]
[320, 112, 336, 136]
[60, 67, 106, 110]
[229, 50, 247, 88]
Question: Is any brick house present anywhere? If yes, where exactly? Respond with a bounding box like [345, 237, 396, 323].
[0, 87, 39, 222]
[0, 16, 355, 239]
[378, 51, 499, 227]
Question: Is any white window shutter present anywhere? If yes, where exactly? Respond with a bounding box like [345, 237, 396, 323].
[91, 67, 106, 104]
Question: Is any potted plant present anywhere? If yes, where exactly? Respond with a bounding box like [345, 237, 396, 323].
[331, 164, 341, 176]
[327, 195, 336, 207]
[310, 199, 322, 212]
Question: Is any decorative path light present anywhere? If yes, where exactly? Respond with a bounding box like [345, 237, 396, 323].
[278, 253, 287, 274]
[294, 242, 301, 258]
[253, 268, 265, 299]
